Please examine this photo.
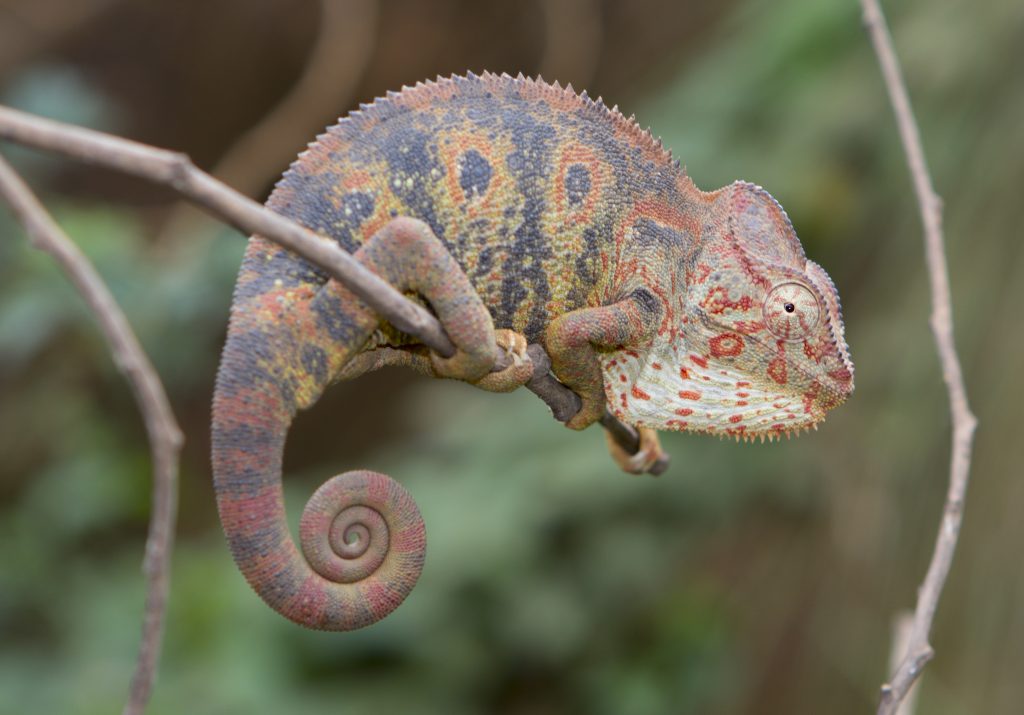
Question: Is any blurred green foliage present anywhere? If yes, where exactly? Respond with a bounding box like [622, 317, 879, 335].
[1, 0, 1022, 713]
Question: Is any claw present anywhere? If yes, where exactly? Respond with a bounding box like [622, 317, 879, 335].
[605, 426, 666, 476]
[472, 329, 534, 393]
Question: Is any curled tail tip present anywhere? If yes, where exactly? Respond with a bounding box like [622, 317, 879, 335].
[217, 467, 426, 631]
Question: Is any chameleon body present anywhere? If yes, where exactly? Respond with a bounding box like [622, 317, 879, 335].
[211, 72, 854, 631]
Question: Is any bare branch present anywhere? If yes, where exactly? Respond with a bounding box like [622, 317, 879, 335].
[858, 1, 979, 712]
[0, 102, 660, 471]
[0, 152, 183, 715]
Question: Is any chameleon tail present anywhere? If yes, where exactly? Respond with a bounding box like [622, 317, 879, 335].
[211, 217, 496, 630]
[209, 246, 425, 631]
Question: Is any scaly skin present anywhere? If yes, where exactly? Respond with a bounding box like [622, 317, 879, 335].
[211, 72, 854, 631]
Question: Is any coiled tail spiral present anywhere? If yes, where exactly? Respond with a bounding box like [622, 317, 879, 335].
[298, 470, 425, 627]
[211, 265, 426, 630]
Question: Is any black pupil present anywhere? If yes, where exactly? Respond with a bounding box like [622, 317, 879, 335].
[784, 302, 795, 313]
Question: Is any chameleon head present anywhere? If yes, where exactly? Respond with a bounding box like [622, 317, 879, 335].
[601, 181, 854, 440]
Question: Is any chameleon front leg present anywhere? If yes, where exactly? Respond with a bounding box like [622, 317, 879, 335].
[545, 290, 668, 474]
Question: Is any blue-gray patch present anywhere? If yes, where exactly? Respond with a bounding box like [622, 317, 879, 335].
[338, 190, 375, 229]
[311, 289, 373, 346]
[301, 344, 329, 385]
[564, 164, 591, 205]
[632, 217, 685, 248]
[459, 149, 492, 199]
[235, 248, 325, 302]
[498, 105, 558, 339]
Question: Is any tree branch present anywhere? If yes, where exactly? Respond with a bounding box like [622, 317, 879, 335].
[0, 102, 665, 473]
[858, 1, 979, 712]
[0, 152, 183, 715]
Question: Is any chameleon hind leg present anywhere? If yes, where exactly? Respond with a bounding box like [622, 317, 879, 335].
[320, 216, 532, 392]
[544, 291, 668, 475]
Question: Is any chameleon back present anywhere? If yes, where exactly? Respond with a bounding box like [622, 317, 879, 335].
[236, 72, 699, 342]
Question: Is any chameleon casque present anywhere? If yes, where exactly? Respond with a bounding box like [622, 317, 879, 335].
[211, 72, 854, 631]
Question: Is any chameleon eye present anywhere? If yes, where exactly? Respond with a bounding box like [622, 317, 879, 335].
[763, 282, 820, 340]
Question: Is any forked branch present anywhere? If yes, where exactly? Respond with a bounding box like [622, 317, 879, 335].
[858, 1, 979, 712]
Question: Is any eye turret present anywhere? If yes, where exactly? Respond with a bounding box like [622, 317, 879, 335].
[763, 282, 820, 341]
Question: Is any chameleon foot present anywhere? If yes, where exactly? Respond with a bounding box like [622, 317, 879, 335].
[472, 329, 534, 393]
[604, 426, 666, 476]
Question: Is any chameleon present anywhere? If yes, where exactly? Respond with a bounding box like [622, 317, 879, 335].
[211, 72, 854, 631]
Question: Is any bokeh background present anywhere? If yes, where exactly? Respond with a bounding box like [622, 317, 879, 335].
[1, 0, 1021, 713]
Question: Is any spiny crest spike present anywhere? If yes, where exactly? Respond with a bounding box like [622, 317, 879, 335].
[516, 71, 526, 80]
[465, 70, 478, 80]
[565, 82, 575, 94]
[579, 89, 589, 100]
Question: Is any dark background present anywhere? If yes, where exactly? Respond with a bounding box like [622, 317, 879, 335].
[1, 0, 1021, 713]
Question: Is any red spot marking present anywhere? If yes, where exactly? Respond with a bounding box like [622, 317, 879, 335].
[609, 359, 617, 367]
[619, 374, 628, 382]
[771, 423, 786, 431]
[729, 415, 743, 424]
[693, 263, 713, 284]
[679, 367, 690, 380]
[803, 338, 830, 363]
[736, 401, 749, 406]
[709, 333, 744, 358]
[828, 367, 853, 383]
[666, 419, 689, 429]
[678, 390, 701, 400]
[691, 355, 708, 369]
[736, 392, 750, 398]
[700, 286, 754, 315]
[674, 407, 693, 416]
[767, 358, 788, 385]
[631, 385, 651, 400]
[651, 362, 662, 370]
[620, 393, 628, 409]
[733, 320, 766, 334]
[802, 381, 821, 414]
[624, 350, 640, 359]
[737, 381, 751, 388]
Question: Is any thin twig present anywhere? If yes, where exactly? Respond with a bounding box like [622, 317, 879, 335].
[0, 103, 661, 471]
[0, 152, 183, 715]
[858, 1, 979, 712]
[886, 612, 920, 715]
